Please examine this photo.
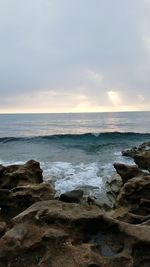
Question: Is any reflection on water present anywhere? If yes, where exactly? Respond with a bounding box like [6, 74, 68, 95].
[0, 111, 149, 137]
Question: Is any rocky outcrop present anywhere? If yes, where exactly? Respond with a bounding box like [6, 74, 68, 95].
[0, 161, 48, 222]
[122, 141, 150, 158]
[0, 200, 150, 267]
[0, 160, 43, 189]
[0, 153, 150, 267]
[134, 151, 150, 171]
[117, 175, 150, 206]
[114, 163, 144, 184]
[0, 183, 55, 222]
[122, 142, 150, 172]
[114, 174, 150, 225]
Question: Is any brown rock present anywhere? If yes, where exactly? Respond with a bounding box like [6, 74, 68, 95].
[122, 141, 150, 158]
[0, 160, 43, 190]
[12, 199, 102, 225]
[114, 175, 150, 224]
[134, 151, 150, 171]
[117, 175, 150, 207]
[0, 183, 55, 221]
[0, 200, 150, 267]
[114, 163, 144, 184]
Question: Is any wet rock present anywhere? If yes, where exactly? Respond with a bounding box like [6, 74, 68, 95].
[0, 160, 43, 190]
[122, 147, 139, 157]
[114, 163, 144, 184]
[59, 189, 84, 203]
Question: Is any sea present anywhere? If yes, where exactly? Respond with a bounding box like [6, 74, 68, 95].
[0, 111, 150, 197]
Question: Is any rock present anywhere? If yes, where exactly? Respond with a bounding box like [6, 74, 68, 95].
[59, 189, 84, 203]
[106, 173, 123, 195]
[0, 156, 150, 267]
[11, 182, 55, 202]
[0, 160, 43, 190]
[113, 175, 150, 224]
[114, 163, 144, 184]
[12, 200, 102, 225]
[117, 175, 150, 207]
[122, 147, 139, 157]
[0, 200, 150, 266]
[134, 151, 150, 171]
[87, 195, 115, 210]
[0, 183, 55, 221]
[122, 141, 150, 158]
[0, 222, 7, 237]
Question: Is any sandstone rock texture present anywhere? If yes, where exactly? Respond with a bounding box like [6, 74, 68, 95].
[122, 141, 150, 172]
[114, 163, 145, 184]
[0, 160, 43, 189]
[0, 154, 150, 267]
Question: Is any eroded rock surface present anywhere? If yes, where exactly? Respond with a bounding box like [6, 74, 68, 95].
[134, 151, 150, 171]
[0, 160, 43, 190]
[0, 200, 150, 267]
[114, 163, 144, 184]
[122, 141, 150, 158]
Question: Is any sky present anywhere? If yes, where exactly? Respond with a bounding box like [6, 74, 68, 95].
[0, 0, 150, 113]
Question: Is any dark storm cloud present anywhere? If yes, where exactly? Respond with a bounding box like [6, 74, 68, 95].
[0, 0, 150, 111]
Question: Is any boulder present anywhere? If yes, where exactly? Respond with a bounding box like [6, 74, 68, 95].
[117, 175, 150, 206]
[0, 160, 43, 190]
[59, 189, 84, 203]
[114, 163, 144, 184]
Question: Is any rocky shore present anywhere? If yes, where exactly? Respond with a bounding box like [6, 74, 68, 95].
[0, 142, 150, 267]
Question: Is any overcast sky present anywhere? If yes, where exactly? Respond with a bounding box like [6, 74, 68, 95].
[0, 0, 150, 113]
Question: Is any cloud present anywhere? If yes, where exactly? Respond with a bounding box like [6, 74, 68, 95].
[0, 0, 150, 112]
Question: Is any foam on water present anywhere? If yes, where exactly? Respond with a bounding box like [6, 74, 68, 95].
[42, 161, 104, 195]
[43, 159, 134, 197]
[0, 160, 24, 166]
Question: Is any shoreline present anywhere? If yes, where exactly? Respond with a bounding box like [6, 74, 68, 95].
[0, 142, 149, 266]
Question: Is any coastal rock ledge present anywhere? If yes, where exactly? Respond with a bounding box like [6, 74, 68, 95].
[0, 155, 149, 267]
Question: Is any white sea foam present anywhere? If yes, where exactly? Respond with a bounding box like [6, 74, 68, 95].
[42, 161, 104, 195]
[0, 159, 24, 166]
[114, 151, 122, 156]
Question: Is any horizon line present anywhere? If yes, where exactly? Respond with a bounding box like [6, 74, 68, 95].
[0, 110, 150, 115]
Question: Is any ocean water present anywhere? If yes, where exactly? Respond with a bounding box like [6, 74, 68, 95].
[0, 111, 150, 197]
